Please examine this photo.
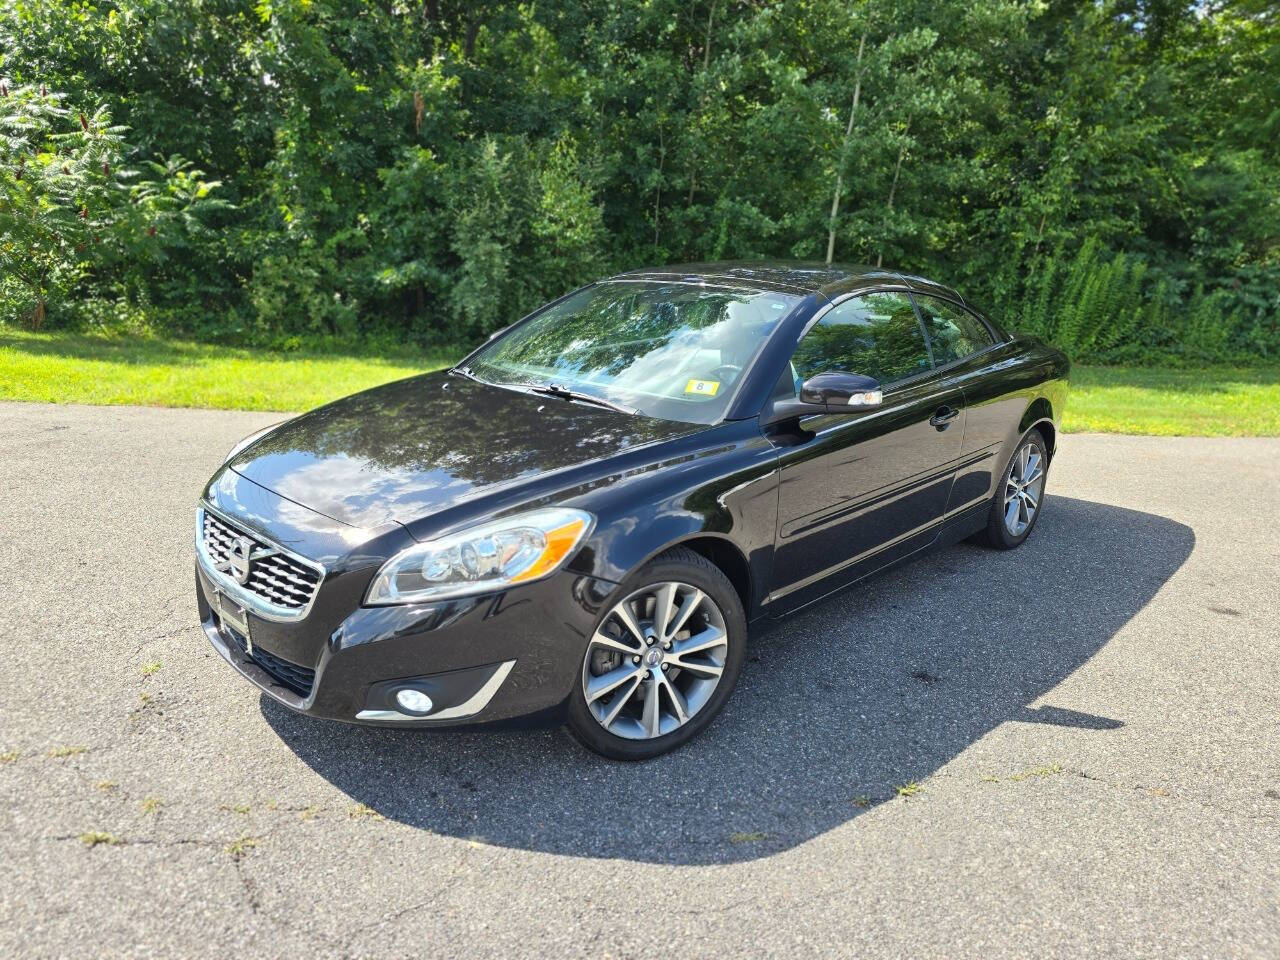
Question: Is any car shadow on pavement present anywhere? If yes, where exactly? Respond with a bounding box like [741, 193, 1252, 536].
[263, 495, 1194, 865]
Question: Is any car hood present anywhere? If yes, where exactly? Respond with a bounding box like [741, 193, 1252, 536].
[227, 371, 705, 530]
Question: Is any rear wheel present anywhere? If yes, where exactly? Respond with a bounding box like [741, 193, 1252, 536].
[976, 429, 1049, 549]
[566, 547, 745, 760]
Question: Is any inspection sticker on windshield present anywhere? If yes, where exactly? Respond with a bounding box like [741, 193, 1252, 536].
[685, 379, 720, 396]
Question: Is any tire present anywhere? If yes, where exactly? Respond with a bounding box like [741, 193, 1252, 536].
[974, 428, 1049, 550]
[566, 546, 746, 760]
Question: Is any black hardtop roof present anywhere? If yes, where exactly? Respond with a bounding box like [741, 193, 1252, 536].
[609, 260, 967, 306]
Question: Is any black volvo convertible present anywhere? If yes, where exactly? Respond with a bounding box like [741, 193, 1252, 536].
[196, 262, 1068, 758]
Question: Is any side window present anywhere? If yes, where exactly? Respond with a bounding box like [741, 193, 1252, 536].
[790, 291, 931, 390]
[914, 295, 994, 365]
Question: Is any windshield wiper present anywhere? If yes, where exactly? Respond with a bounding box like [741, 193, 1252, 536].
[453, 369, 637, 415]
[529, 383, 638, 416]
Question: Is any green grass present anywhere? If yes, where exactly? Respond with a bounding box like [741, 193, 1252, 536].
[0, 330, 459, 412]
[1064, 365, 1280, 436]
[79, 831, 124, 847]
[2, 330, 1278, 435]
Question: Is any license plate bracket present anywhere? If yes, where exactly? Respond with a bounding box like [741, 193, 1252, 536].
[216, 590, 253, 655]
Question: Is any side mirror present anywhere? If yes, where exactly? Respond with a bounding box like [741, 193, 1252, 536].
[762, 371, 883, 427]
[799, 371, 883, 409]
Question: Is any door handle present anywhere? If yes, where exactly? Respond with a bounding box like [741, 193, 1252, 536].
[929, 406, 960, 430]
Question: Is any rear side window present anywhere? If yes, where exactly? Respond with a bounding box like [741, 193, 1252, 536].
[914, 295, 994, 365]
[790, 291, 931, 389]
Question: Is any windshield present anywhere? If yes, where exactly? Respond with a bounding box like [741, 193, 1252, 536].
[464, 281, 801, 424]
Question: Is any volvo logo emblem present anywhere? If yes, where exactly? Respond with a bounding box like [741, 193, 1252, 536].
[214, 535, 273, 587]
[228, 536, 255, 585]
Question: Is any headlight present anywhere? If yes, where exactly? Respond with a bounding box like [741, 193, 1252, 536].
[223, 424, 279, 464]
[365, 507, 594, 605]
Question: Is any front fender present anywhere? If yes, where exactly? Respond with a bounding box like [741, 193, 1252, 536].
[568, 420, 780, 618]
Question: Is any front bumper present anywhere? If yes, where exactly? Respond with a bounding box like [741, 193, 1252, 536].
[196, 558, 620, 729]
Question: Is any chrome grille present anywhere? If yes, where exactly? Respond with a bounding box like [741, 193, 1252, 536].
[200, 509, 322, 615]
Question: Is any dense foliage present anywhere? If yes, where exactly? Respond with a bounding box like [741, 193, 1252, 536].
[2, 0, 1277, 363]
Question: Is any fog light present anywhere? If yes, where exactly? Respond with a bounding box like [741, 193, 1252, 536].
[395, 688, 433, 714]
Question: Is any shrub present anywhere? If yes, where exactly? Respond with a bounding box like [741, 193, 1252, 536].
[0, 82, 226, 329]
[1014, 238, 1277, 366]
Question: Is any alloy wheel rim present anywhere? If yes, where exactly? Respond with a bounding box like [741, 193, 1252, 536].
[582, 581, 728, 740]
[1003, 441, 1045, 537]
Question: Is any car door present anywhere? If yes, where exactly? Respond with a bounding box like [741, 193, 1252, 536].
[766, 289, 966, 612]
[911, 293, 1014, 514]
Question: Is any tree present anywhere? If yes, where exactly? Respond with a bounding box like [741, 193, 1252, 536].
[0, 0, 1274, 361]
[0, 89, 126, 327]
[0, 82, 225, 327]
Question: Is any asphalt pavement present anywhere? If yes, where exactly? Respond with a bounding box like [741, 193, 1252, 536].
[0, 401, 1277, 958]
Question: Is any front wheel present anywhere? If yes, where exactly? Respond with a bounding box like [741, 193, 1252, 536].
[975, 429, 1049, 549]
[566, 547, 746, 760]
